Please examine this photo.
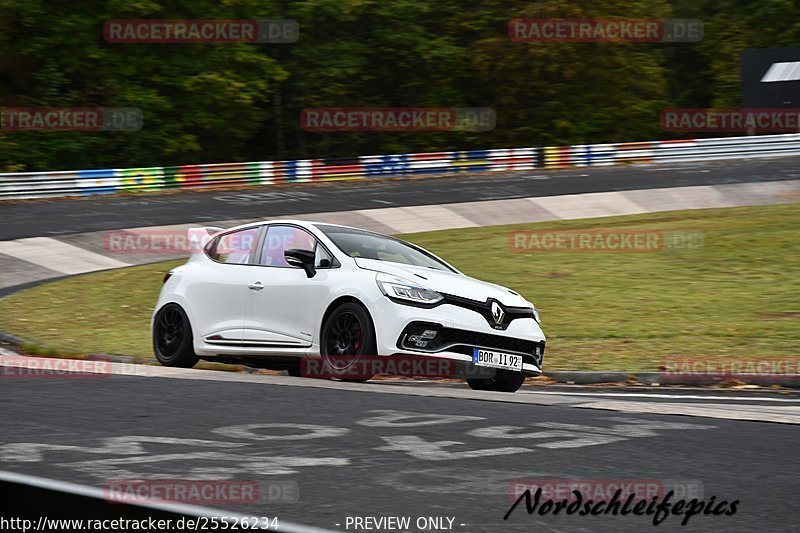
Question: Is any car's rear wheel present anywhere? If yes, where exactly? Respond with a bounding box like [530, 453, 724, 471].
[153, 304, 198, 368]
[320, 302, 376, 382]
[467, 369, 526, 393]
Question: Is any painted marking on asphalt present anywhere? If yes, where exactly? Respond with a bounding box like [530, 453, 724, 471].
[0, 411, 719, 483]
[466, 417, 714, 449]
[534, 417, 717, 437]
[356, 410, 484, 427]
[212, 424, 350, 441]
[466, 426, 625, 448]
[375, 436, 531, 461]
[0, 236, 128, 275]
[60, 452, 349, 480]
[370, 415, 716, 457]
[0, 437, 247, 462]
[213, 191, 316, 205]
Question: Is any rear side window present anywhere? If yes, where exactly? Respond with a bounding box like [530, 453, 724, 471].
[206, 227, 260, 264]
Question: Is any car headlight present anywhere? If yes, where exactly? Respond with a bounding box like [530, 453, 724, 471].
[526, 301, 541, 323]
[376, 273, 443, 305]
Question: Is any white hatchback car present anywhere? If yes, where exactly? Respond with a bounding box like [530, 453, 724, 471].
[152, 220, 545, 392]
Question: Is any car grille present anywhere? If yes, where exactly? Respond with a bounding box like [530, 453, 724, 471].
[440, 293, 534, 331]
[397, 321, 544, 367]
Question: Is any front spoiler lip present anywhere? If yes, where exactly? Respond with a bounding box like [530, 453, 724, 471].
[392, 349, 542, 375]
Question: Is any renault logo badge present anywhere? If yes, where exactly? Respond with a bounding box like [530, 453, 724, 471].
[491, 301, 505, 324]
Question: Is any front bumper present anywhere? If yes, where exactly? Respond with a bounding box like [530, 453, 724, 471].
[369, 297, 546, 376]
[397, 321, 544, 373]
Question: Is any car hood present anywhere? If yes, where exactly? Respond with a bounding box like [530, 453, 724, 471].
[354, 258, 530, 307]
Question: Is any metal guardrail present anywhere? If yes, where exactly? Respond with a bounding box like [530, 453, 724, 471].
[2, 133, 799, 199]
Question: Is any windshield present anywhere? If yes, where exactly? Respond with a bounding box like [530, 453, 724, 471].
[315, 224, 455, 272]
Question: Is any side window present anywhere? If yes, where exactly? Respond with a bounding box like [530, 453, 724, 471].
[259, 226, 316, 267]
[206, 227, 260, 264]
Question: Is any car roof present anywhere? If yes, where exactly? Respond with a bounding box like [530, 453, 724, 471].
[223, 219, 375, 234]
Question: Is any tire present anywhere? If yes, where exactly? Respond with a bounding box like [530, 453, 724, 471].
[153, 304, 199, 368]
[320, 302, 377, 382]
[467, 369, 526, 393]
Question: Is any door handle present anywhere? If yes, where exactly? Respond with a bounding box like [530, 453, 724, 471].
[248, 282, 264, 291]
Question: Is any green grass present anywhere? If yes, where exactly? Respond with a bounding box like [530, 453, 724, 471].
[1, 203, 798, 370]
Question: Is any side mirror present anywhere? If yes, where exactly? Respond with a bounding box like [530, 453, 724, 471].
[284, 249, 316, 278]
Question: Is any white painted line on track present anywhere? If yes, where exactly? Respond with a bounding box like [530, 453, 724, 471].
[477, 195, 522, 200]
[520, 390, 800, 403]
[576, 400, 800, 425]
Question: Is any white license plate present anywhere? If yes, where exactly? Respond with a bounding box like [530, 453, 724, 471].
[472, 348, 523, 372]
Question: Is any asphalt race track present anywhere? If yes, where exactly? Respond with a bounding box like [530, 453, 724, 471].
[2, 156, 799, 240]
[0, 365, 798, 533]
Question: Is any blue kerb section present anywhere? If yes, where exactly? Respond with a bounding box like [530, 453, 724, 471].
[77, 169, 117, 195]
[364, 154, 410, 177]
[282, 160, 301, 182]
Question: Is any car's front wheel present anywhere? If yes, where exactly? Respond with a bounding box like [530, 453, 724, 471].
[153, 304, 199, 368]
[320, 302, 376, 382]
[467, 369, 526, 393]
